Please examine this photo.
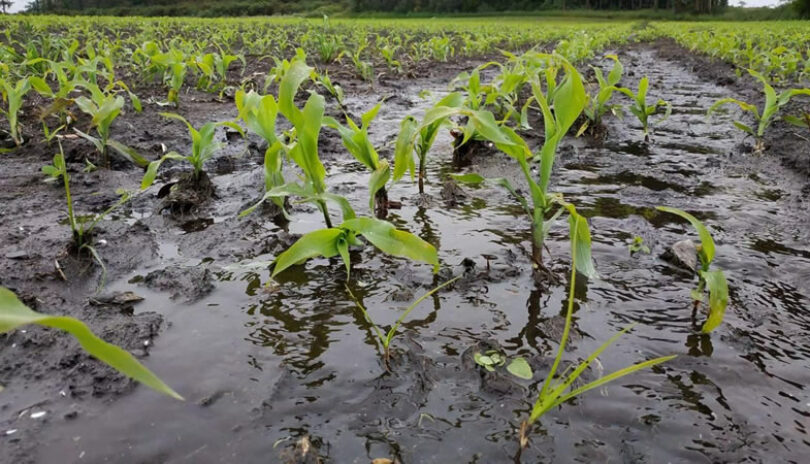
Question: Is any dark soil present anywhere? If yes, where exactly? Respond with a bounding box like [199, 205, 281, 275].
[2, 43, 810, 464]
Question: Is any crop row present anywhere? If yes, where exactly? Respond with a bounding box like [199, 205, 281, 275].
[1, 16, 808, 452]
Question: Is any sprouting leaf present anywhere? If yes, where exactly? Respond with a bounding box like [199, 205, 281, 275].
[656, 207, 715, 265]
[342, 217, 439, 272]
[564, 205, 597, 279]
[450, 173, 486, 185]
[700, 270, 728, 333]
[0, 287, 182, 400]
[507, 357, 533, 380]
[272, 228, 344, 277]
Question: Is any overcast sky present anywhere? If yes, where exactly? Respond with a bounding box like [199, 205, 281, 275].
[1, 0, 784, 13]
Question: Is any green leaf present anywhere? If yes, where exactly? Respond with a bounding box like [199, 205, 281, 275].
[0, 287, 182, 400]
[272, 228, 344, 277]
[700, 270, 728, 333]
[108, 139, 148, 167]
[656, 206, 716, 265]
[341, 217, 439, 272]
[564, 205, 598, 279]
[450, 173, 486, 185]
[507, 357, 533, 380]
[393, 116, 418, 182]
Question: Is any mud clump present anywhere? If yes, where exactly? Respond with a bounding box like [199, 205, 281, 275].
[144, 264, 214, 302]
[158, 171, 215, 214]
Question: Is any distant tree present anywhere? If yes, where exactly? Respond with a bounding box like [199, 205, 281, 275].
[794, 0, 810, 17]
[0, 0, 12, 14]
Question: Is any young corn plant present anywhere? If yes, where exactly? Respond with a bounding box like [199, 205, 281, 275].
[474, 350, 533, 380]
[579, 54, 624, 137]
[656, 207, 729, 333]
[42, 144, 133, 292]
[313, 71, 346, 110]
[73, 83, 147, 167]
[242, 57, 348, 228]
[616, 76, 671, 141]
[0, 287, 182, 400]
[518, 216, 675, 449]
[141, 113, 242, 191]
[347, 44, 374, 82]
[0, 76, 30, 147]
[235, 89, 287, 211]
[455, 55, 597, 278]
[346, 276, 459, 368]
[708, 69, 810, 152]
[324, 102, 392, 217]
[271, 217, 439, 282]
[393, 92, 464, 195]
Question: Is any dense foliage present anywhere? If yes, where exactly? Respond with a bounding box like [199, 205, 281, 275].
[21, 0, 738, 16]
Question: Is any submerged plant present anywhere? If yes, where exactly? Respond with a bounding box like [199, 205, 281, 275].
[271, 217, 438, 281]
[346, 276, 458, 366]
[518, 215, 675, 449]
[324, 102, 391, 216]
[0, 286, 181, 400]
[656, 207, 728, 333]
[141, 113, 242, 191]
[616, 76, 671, 141]
[474, 350, 533, 380]
[708, 69, 810, 152]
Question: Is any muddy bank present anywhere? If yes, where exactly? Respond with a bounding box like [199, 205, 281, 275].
[2, 43, 810, 464]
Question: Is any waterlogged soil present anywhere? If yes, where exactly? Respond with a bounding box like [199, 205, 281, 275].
[2, 44, 810, 463]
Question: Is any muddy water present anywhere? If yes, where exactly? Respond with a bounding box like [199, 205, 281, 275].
[7, 48, 810, 463]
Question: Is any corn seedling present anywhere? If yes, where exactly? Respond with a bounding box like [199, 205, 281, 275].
[656, 207, 729, 333]
[313, 71, 345, 110]
[242, 56, 349, 228]
[324, 101, 391, 216]
[312, 16, 343, 64]
[474, 350, 533, 380]
[73, 83, 147, 167]
[346, 276, 458, 367]
[141, 113, 243, 191]
[0, 286, 181, 400]
[628, 236, 650, 255]
[616, 76, 671, 141]
[42, 144, 133, 291]
[518, 215, 675, 449]
[235, 89, 288, 211]
[708, 69, 810, 152]
[455, 54, 597, 278]
[271, 217, 439, 281]
[393, 92, 464, 194]
[579, 54, 624, 136]
[346, 44, 374, 82]
[0, 76, 30, 146]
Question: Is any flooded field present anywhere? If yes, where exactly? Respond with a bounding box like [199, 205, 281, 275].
[2, 31, 810, 464]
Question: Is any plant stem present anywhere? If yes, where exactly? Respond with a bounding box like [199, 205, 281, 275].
[319, 199, 333, 228]
[374, 186, 388, 219]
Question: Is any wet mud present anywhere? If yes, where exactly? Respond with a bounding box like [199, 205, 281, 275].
[2, 44, 810, 463]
